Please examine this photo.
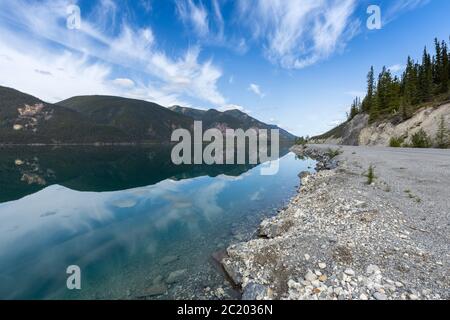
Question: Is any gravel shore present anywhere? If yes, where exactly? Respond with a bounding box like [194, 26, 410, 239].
[222, 144, 449, 300]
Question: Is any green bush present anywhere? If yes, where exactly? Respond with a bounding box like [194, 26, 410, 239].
[295, 136, 308, 146]
[389, 136, 404, 148]
[326, 148, 342, 159]
[366, 165, 376, 185]
[411, 129, 431, 148]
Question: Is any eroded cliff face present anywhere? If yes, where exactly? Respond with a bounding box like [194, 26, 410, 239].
[313, 103, 450, 147]
[359, 103, 450, 146]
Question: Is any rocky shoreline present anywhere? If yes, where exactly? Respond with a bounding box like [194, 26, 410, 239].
[221, 145, 449, 300]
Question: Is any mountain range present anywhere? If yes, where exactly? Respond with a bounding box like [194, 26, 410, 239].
[0, 86, 296, 144]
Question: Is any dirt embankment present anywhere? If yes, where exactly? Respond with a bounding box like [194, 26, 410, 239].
[313, 103, 450, 147]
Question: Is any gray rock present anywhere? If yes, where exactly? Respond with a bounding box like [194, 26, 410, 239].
[373, 292, 388, 300]
[141, 283, 167, 297]
[305, 271, 317, 282]
[222, 262, 243, 285]
[166, 269, 187, 284]
[242, 282, 269, 300]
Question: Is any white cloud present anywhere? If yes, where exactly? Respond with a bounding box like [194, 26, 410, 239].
[176, 0, 209, 37]
[0, 0, 226, 107]
[388, 64, 406, 74]
[248, 83, 265, 98]
[237, 0, 359, 69]
[112, 78, 136, 88]
[384, 0, 430, 24]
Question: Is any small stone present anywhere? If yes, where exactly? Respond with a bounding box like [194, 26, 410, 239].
[305, 271, 317, 282]
[395, 282, 404, 288]
[409, 294, 419, 300]
[319, 275, 328, 282]
[366, 264, 380, 275]
[318, 263, 327, 269]
[311, 280, 321, 288]
[304, 254, 311, 261]
[215, 287, 226, 298]
[359, 293, 369, 300]
[373, 292, 388, 300]
[344, 268, 355, 276]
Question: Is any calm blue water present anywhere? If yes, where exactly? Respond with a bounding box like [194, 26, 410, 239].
[0, 146, 315, 300]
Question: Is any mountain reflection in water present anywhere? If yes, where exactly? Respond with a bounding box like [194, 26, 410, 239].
[0, 145, 315, 300]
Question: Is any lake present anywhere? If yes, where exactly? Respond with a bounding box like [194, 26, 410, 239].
[0, 145, 315, 300]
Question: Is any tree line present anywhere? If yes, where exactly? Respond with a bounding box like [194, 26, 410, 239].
[348, 37, 450, 123]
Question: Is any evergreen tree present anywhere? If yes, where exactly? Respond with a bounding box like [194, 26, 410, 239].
[433, 38, 442, 86]
[348, 97, 361, 120]
[388, 75, 401, 113]
[362, 66, 375, 112]
[436, 115, 448, 148]
[418, 47, 433, 102]
[441, 41, 449, 93]
[403, 57, 419, 106]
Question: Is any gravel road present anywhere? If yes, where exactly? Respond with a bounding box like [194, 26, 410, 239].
[313, 144, 450, 260]
[222, 144, 450, 300]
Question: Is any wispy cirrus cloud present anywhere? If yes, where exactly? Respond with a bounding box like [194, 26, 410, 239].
[176, 0, 210, 37]
[237, 0, 360, 69]
[384, 0, 431, 24]
[248, 83, 265, 98]
[0, 0, 226, 106]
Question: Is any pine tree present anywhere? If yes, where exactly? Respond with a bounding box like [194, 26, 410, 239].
[348, 97, 361, 120]
[400, 98, 411, 120]
[441, 41, 449, 93]
[433, 38, 442, 86]
[418, 47, 433, 102]
[403, 56, 419, 106]
[436, 115, 448, 148]
[369, 102, 380, 123]
[362, 66, 375, 113]
[388, 75, 401, 113]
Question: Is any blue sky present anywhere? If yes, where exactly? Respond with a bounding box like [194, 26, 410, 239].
[0, 0, 449, 136]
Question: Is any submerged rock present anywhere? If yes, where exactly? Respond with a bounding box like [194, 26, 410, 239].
[242, 282, 270, 300]
[141, 283, 168, 298]
[166, 269, 187, 284]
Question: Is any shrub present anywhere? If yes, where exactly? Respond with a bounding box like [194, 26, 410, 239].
[366, 165, 375, 185]
[435, 116, 449, 149]
[295, 136, 308, 146]
[389, 136, 404, 148]
[411, 129, 431, 148]
[326, 148, 342, 159]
